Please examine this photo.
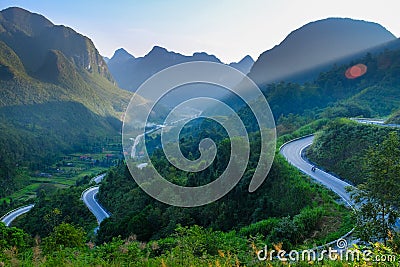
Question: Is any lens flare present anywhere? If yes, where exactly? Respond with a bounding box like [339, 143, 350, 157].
[345, 64, 367, 79]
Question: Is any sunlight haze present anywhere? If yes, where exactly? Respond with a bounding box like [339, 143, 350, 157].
[0, 0, 397, 62]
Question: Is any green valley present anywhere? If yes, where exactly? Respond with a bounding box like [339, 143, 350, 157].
[0, 7, 151, 204]
[1, 4, 400, 266]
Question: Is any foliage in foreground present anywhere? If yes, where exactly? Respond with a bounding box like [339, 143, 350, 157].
[349, 131, 400, 245]
[1, 222, 399, 266]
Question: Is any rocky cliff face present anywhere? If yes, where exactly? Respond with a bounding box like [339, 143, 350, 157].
[0, 7, 113, 82]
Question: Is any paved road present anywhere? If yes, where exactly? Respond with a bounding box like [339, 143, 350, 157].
[1, 173, 109, 227]
[280, 135, 355, 208]
[90, 173, 106, 184]
[351, 117, 400, 128]
[1, 204, 35, 226]
[81, 186, 110, 224]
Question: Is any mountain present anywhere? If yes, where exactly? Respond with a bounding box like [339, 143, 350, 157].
[248, 18, 396, 87]
[239, 38, 400, 132]
[107, 46, 223, 92]
[229, 55, 254, 74]
[0, 7, 143, 115]
[106, 48, 137, 91]
[106, 47, 255, 110]
[109, 48, 135, 64]
[0, 7, 150, 197]
[0, 7, 113, 82]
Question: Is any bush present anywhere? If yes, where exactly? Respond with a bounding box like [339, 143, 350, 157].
[293, 206, 324, 235]
[42, 223, 86, 252]
[239, 218, 280, 238]
[0, 222, 30, 252]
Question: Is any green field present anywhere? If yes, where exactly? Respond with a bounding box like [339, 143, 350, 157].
[0, 142, 122, 207]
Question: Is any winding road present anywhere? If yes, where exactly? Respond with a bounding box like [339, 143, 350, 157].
[280, 135, 359, 250]
[2, 120, 393, 233]
[280, 135, 355, 208]
[1, 173, 109, 227]
[0, 204, 35, 227]
[90, 173, 106, 184]
[81, 186, 110, 224]
[0, 135, 359, 228]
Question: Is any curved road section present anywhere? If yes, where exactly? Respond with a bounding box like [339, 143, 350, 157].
[81, 186, 110, 224]
[280, 135, 355, 208]
[1, 173, 109, 227]
[1, 204, 35, 226]
[90, 173, 106, 184]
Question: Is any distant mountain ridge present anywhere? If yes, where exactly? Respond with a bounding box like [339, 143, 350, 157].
[248, 18, 396, 87]
[107, 46, 254, 92]
[228, 55, 254, 74]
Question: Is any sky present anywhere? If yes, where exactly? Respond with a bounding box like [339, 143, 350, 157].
[0, 1, 398, 63]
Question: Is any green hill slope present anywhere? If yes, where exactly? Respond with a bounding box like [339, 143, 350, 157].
[306, 119, 400, 185]
[0, 7, 150, 197]
[241, 41, 400, 127]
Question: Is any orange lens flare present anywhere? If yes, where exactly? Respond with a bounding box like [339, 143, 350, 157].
[345, 64, 367, 79]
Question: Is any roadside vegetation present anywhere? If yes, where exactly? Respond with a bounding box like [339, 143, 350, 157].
[308, 120, 400, 248]
[307, 118, 400, 185]
[1, 221, 399, 266]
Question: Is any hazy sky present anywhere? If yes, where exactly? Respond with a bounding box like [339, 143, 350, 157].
[0, 1, 398, 63]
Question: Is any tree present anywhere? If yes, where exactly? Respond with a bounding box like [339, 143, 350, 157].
[42, 223, 86, 252]
[0, 222, 30, 252]
[350, 131, 400, 245]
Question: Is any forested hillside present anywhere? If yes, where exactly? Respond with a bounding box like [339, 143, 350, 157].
[96, 128, 352, 249]
[248, 45, 400, 126]
[0, 7, 151, 197]
[307, 119, 400, 185]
